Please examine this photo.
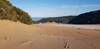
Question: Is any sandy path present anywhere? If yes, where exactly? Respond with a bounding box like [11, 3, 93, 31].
[0, 21, 100, 49]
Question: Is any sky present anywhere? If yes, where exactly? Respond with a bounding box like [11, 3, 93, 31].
[10, 0, 100, 17]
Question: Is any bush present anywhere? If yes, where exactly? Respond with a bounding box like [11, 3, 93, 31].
[0, 0, 33, 25]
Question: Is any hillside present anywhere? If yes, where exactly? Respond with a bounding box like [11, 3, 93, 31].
[0, 0, 33, 24]
[38, 16, 76, 24]
[69, 10, 100, 24]
[38, 10, 100, 24]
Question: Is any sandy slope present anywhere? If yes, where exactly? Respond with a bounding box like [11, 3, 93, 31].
[0, 20, 100, 49]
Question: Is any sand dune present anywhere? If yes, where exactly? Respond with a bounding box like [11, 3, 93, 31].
[0, 20, 100, 49]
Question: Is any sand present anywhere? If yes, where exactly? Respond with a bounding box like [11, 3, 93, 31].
[0, 20, 100, 49]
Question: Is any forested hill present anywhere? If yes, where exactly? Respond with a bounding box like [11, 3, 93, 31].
[38, 10, 100, 24]
[69, 10, 100, 24]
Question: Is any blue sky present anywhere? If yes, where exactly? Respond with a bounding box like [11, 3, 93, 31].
[10, 0, 100, 17]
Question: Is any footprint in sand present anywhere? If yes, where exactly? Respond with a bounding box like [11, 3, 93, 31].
[4, 36, 8, 40]
[64, 40, 70, 49]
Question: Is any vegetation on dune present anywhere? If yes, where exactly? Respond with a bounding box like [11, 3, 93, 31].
[0, 0, 33, 25]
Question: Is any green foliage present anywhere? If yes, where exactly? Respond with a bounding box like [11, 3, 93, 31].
[0, 0, 33, 25]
